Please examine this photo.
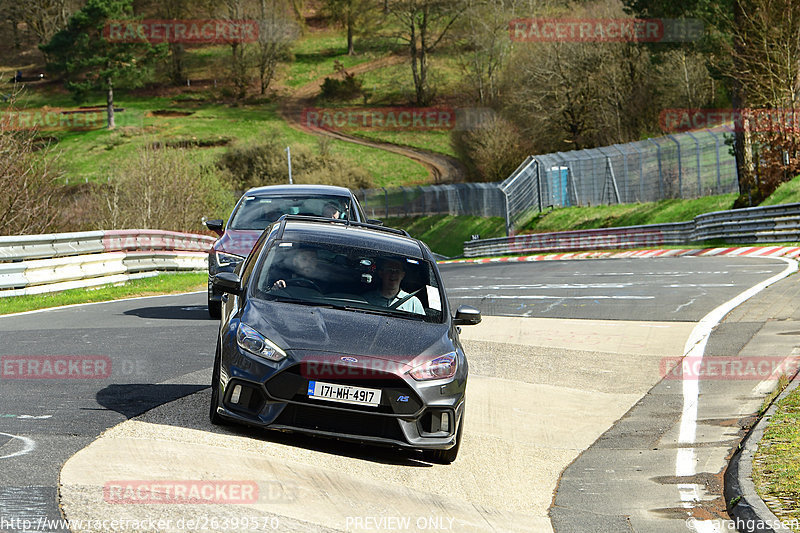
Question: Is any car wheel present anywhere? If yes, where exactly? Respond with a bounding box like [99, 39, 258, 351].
[209, 341, 228, 426]
[208, 294, 221, 319]
[422, 413, 463, 464]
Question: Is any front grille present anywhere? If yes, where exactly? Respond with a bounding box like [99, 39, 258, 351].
[272, 403, 406, 442]
[265, 363, 423, 415]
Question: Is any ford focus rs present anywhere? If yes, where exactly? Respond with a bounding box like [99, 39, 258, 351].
[209, 216, 480, 463]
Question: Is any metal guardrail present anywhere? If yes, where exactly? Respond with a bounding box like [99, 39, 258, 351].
[463, 203, 800, 257]
[0, 230, 215, 297]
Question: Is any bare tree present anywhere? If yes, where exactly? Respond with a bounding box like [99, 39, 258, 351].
[0, 98, 65, 235]
[454, 0, 519, 104]
[321, 0, 376, 55]
[256, 0, 298, 94]
[387, 0, 464, 106]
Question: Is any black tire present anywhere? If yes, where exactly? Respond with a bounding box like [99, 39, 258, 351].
[208, 295, 221, 319]
[422, 413, 463, 464]
[209, 341, 228, 426]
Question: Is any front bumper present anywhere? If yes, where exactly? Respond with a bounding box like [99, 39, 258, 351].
[214, 355, 466, 450]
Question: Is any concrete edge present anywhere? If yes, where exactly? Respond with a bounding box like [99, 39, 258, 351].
[725, 370, 800, 533]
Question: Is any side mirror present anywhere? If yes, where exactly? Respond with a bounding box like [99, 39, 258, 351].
[213, 272, 241, 295]
[366, 219, 383, 226]
[453, 305, 481, 326]
[205, 219, 224, 236]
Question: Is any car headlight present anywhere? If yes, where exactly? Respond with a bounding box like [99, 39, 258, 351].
[408, 352, 457, 381]
[216, 251, 244, 269]
[236, 323, 286, 362]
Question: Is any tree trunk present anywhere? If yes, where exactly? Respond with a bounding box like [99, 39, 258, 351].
[106, 79, 115, 130]
[347, 19, 354, 55]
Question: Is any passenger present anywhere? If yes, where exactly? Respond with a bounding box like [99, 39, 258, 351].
[322, 202, 341, 219]
[272, 248, 326, 291]
[364, 258, 424, 314]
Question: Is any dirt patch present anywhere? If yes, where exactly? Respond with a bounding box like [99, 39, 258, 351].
[149, 109, 194, 117]
[150, 137, 231, 149]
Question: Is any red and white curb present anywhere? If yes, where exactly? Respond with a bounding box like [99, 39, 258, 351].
[439, 246, 800, 264]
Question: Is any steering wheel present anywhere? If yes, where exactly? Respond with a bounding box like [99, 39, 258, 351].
[285, 278, 323, 292]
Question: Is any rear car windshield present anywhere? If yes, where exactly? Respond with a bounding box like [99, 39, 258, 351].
[229, 196, 351, 230]
[252, 241, 445, 323]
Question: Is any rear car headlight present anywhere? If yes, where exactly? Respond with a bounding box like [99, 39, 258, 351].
[236, 323, 286, 362]
[216, 251, 244, 269]
[409, 352, 457, 381]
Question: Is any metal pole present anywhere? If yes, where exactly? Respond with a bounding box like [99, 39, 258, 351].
[707, 129, 722, 194]
[647, 139, 663, 199]
[685, 130, 701, 196]
[667, 134, 683, 198]
[502, 187, 512, 236]
[285, 146, 293, 184]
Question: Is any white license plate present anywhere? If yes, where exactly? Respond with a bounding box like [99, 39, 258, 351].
[307, 380, 381, 407]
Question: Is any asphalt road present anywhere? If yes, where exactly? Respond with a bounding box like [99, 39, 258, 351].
[0, 256, 789, 532]
[441, 256, 786, 321]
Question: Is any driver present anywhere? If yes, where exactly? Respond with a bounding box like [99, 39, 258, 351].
[364, 258, 424, 314]
[271, 248, 326, 291]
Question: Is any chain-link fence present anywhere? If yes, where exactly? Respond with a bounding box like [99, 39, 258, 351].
[355, 183, 506, 220]
[501, 126, 739, 233]
[355, 125, 738, 234]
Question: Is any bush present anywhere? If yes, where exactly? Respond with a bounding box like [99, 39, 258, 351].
[218, 139, 373, 191]
[92, 145, 234, 233]
[320, 63, 363, 100]
[451, 114, 531, 182]
[0, 122, 65, 235]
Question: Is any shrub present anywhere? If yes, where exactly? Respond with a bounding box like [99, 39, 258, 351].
[92, 145, 233, 233]
[451, 114, 531, 182]
[0, 120, 65, 235]
[218, 139, 373, 191]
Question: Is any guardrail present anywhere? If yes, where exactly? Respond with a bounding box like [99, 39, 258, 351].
[463, 203, 800, 257]
[0, 230, 215, 297]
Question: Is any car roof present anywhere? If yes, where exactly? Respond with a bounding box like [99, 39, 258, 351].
[279, 219, 425, 259]
[244, 184, 355, 197]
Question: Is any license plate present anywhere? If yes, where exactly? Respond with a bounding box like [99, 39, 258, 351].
[307, 380, 381, 407]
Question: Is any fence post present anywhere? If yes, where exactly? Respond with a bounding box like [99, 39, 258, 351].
[502, 187, 512, 236]
[707, 128, 722, 194]
[685, 130, 701, 196]
[647, 139, 663, 200]
[667, 134, 683, 198]
[536, 159, 543, 213]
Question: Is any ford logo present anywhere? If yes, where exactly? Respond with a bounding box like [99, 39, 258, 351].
[340, 356, 358, 363]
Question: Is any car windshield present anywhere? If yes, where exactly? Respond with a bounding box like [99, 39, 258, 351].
[252, 241, 445, 323]
[229, 195, 351, 230]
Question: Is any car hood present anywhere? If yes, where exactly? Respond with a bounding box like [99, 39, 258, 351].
[216, 229, 262, 258]
[242, 299, 454, 367]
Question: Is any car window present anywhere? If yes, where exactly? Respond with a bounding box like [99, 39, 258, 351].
[252, 241, 444, 323]
[229, 196, 352, 230]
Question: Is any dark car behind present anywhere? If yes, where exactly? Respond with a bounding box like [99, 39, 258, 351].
[205, 185, 370, 318]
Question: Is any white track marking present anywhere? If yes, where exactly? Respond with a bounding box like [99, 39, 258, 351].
[678, 257, 797, 531]
[0, 432, 36, 460]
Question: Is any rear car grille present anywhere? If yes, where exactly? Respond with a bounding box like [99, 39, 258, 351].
[272, 404, 406, 442]
[265, 363, 423, 415]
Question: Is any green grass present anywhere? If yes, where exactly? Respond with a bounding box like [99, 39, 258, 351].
[384, 214, 506, 257]
[5, 94, 428, 186]
[0, 272, 207, 315]
[753, 381, 800, 531]
[522, 194, 738, 233]
[762, 174, 800, 206]
[284, 32, 385, 88]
